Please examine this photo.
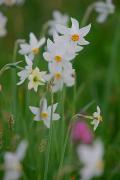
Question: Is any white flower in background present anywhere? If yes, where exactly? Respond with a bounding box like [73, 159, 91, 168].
[95, 0, 115, 23]
[56, 18, 91, 46]
[77, 139, 104, 180]
[29, 98, 60, 128]
[45, 63, 75, 92]
[4, 140, 28, 180]
[28, 67, 46, 92]
[48, 10, 69, 36]
[19, 32, 45, 60]
[0, 12, 7, 37]
[0, 0, 24, 6]
[91, 106, 103, 131]
[17, 55, 33, 85]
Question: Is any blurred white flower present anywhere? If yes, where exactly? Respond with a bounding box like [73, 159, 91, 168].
[28, 67, 46, 92]
[17, 55, 33, 85]
[19, 32, 45, 60]
[95, 0, 115, 23]
[91, 106, 103, 131]
[45, 63, 75, 92]
[48, 10, 69, 36]
[0, 0, 24, 6]
[0, 12, 7, 37]
[4, 140, 28, 180]
[29, 98, 60, 128]
[56, 17, 91, 46]
[77, 139, 104, 180]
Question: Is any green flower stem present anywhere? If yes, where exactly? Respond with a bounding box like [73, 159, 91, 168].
[81, 3, 95, 27]
[44, 92, 54, 180]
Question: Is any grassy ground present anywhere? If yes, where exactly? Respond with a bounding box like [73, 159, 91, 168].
[0, 0, 120, 179]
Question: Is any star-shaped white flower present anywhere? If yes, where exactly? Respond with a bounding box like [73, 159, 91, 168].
[91, 106, 103, 131]
[17, 55, 33, 85]
[95, 0, 115, 23]
[29, 98, 60, 128]
[19, 32, 45, 60]
[48, 10, 69, 36]
[4, 140, 28, 180]
[0, 12, 7, 37]
[28, 67, 46, 92]
[45, 62, 75, 92]
[56, 17, 91, 46]
[77, 139, 104, 180]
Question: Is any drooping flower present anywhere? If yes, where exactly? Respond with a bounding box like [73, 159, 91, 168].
[17, 55, 33, 85]
[56, 18, 91, 46]
[71, 121, 93, 144]
[4, 140, 28, 180]
[19, 32, 45, 60]
[95, 0, 115, 23]
[91, 106, 103, 131]
[77, 139, 104, 180]
[0, 12, 7, 37]
[45, 62, 75, 92]
[48, 10, 69, 36]
[28, 67, 46, 92]
[29, 98, 60, 128]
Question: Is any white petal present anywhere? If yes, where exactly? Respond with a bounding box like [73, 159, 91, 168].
[79, 24, 91, 37]
[29, 106, 39, 115]
[56, 24, 68, 34]
[38, 37, 46, 47]
[71, 17, 79, 32]
[29, 32, 38, 46]
[52, 113, 60, 120]
[15, 140, 28, 161]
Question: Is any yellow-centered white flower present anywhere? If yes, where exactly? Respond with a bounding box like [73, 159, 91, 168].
[56, 17, 91, 46]
[19, 32, 45, 60]
[44, 63, 75, 92]
[91, 106, 103, 131]
[29, 98, 60, 128]
[48, 10, 69, 36]
[4, 140, 28, 180]
[77, 139, 104, 180]
[95, 0, 115, 23]
[0, 12, 7, 37]
[28, 67, 46, 92]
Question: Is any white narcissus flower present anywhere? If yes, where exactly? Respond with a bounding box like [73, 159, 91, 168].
[45, 63, 75, 92]
[28, 67, 46, 92]
[19, 32, 45, 60]
[48, 10, 69, 36]
[17, 55, 33, 85]
[56, 18, 91, 46]
[77, 139, 104, 180]
[43, 32, 83, 67]
[29, 98, 60, 128]
[91, 106, 103, 131]
[0, 12, 7, 37]
[4, 140, 28, 180]
[95, 0, 115, 23]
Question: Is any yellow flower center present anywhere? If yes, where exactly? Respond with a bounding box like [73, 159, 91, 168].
[33, 76, 39, 82]
[41, 112, 48, 119]
[96, 160, 104, 171]
[54, 72, 62, 80]
[71, 34, 79, 42]
[98, 115, 103, 122]
[32, 48, 39, 55]
[54, 55, 62, 63]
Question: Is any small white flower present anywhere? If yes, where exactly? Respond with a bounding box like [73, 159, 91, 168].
[4, 140, 28, 180]
[48, 10, 69, 36]
[91, 106, 103, 131]
[56, 17, 91, 46]
[95, 0, 115, 23]
[45, 62, 75, 92]
[0, 12, 7, 37]
[17, 55, 33, 85]
[28, 67, 46, 92]
[77, 139, 104, 180]
[29, 98, 60, 128]
[19, 32, 45, 60]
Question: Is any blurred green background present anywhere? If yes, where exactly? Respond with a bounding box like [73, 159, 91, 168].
[0, 0, 120, 179]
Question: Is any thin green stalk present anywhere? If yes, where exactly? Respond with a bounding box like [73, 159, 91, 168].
[44, 92, 54, 180]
